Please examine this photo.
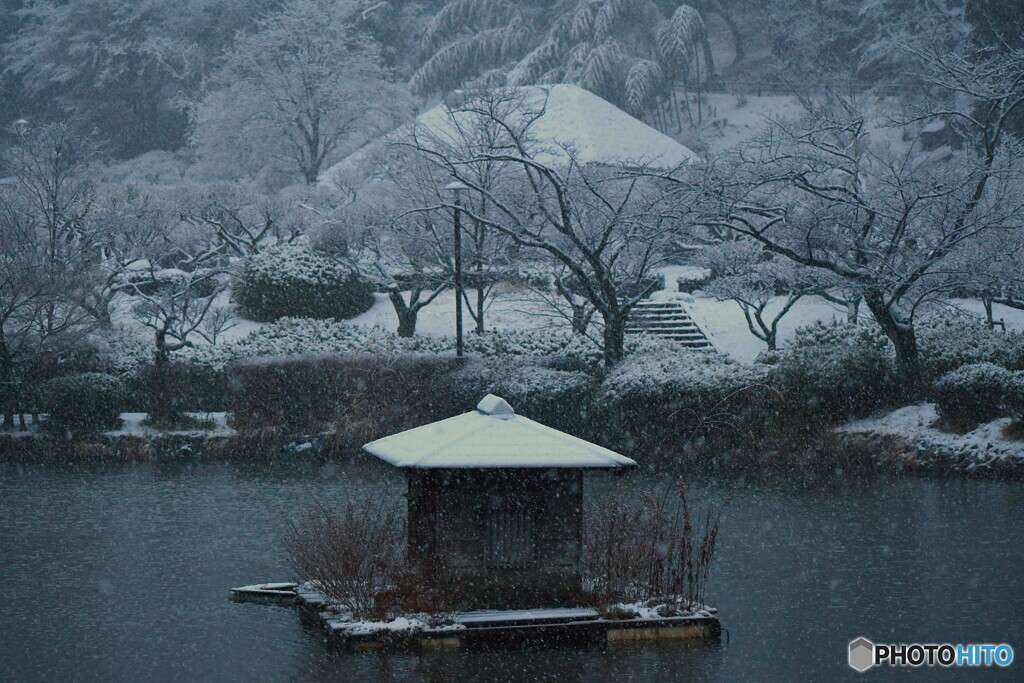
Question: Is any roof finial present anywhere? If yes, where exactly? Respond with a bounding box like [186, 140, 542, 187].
[477, 394, 515, 419]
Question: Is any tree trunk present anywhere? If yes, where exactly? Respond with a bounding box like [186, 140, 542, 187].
[0, 331, 13, 430]
[847, 295, 861, 324]
[571, 304, 591, 335]
[863, 292, 923, 399]
[388, 290, 418, 338]
[151, 330, 175, 426]
[602, 310, 626, 367]
[713, 1, 744, 67]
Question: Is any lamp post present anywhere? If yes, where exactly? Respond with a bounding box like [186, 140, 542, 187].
[445, 181, 470, 357]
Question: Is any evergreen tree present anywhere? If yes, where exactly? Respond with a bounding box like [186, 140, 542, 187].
[411, 0, 714, 122]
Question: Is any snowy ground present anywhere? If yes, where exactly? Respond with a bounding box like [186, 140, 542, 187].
[112, 271, 1024, 367]
[107, 412, 234, 437]
[838, 404, 1024, 465]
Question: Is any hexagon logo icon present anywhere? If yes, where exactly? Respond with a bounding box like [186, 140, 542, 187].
[849, 637, 875, 672]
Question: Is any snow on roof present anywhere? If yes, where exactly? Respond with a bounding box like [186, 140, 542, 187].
[321, 84, 699, 186]
[362, 394, 636, 469]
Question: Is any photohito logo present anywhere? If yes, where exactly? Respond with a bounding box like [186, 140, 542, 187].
[849, 637, 1014, 672]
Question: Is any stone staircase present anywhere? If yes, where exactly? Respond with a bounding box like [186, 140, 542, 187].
[626, 299, 714, 349]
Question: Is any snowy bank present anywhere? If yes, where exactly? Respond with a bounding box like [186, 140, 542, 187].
[831, 404, 1024, 477]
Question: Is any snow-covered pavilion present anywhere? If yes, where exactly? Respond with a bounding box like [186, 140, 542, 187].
[362, 394, 635, 608]
[320, 83, 699, 187]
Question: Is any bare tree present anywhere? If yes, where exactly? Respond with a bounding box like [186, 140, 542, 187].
[126, 251, 226, 425]
[698, 240, 827, 351]
[0, 122, 98, 427]
[405, 89, 675, 365]
[189, 0, 409, 184]
[178, 182, 305, 258]
[658, 49, 1024, 394]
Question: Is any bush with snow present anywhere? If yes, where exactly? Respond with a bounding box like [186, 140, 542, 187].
[917, 313, 1024, 384]
[233, 245, 374, 322]
[189, 318, 624, 369]
[36, 373, 127, 434]
[450, 356, 595, 433]
[593, 349, 770, 452]
[933, 363, 1018, 429]
[768, 320, 898, 438]
[226, 350, 596, 437]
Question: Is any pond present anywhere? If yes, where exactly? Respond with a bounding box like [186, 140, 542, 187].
[2, 456, 1022, 681]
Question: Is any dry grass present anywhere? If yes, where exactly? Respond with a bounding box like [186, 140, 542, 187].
[584, 483, 730, 611]
[282, 497, 404, 620]
[1003, 419, 1024, 441]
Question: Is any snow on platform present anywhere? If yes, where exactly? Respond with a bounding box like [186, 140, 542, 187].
[455, 608, 598, 625]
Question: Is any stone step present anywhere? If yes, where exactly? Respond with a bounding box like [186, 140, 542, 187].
[627, 322, 700, 329]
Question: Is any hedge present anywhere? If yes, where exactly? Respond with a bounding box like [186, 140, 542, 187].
[37, 373, 127, 433]
[591, 349, 771, 454]
[226, 352, 598, 442]
[767, 321, 898, 439]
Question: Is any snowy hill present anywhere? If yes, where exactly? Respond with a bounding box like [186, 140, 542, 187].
[321, 84, 700, 186]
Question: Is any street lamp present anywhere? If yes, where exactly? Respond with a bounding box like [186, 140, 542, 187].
[445, 180, 470, 357]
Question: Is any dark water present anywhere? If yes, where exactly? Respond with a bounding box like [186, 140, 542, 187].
[2, 457, 1022, 681]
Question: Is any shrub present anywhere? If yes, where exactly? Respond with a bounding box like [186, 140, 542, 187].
[584, 485, 729, 611]
[37, 373, 126, 433]
[933, 363, 1017, 430]
[135, 362, 228, 414]
[233, 245, 375, 322]
[917, 313, 1024, 384]
[227, 351, 597, 439]
[282, 498, 404, 620]
[593, 349, 771, 453]
[192, 318, 615, 370]
[449, 356, 596, 433]
[768, 321, 898, 439]
[227, 353, 468, 436]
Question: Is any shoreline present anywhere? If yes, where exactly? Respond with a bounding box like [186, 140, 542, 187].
[3, 405, 1023, 480]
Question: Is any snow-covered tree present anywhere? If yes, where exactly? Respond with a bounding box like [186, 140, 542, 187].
[663, 49, 1024, 396]
[0, 122, 99, 426]
[411, 0, 714, 124]
[406, 89, 676, 366]
[177, 182, 307, 258]
[698, 240, 827, 351]
[3, 0, 271, 156]
[188, 0, 410, 184]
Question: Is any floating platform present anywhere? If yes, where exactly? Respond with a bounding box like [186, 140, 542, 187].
[232, 582, 721, 652]
[227, 583, 722, 652]
[229, 582, 299, 606]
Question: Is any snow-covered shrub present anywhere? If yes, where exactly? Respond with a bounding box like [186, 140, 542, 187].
[449, 356, 595, 433]
[768, 320, 898, 437]
[675, 266, 713, 293]
[94, 330, 153, 381]
[233, 245, 374, 322]
[36, 373, 127, 433]
[933, 363, 1017, 429]
[593, 350, 771, 453]
[192, 318, 610, 369]
[917, 313, 1024, 384]
[194, 318, 401, 368]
